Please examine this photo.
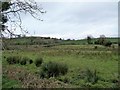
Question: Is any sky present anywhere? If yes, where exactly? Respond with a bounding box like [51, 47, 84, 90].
[10, 1, 118, 39]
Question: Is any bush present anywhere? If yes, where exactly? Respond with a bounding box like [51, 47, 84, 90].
[40, 61, 68, 78]
[6, 56, 21, 64]
[94, 40, 99, 44]
[104, 41, 112, 47]
[20, 59, 26, 65]
[20, 57, 30, 65]
[94, 46, 98, 49]
[35, 57, 43, 67]
[29, 59, 33, 64]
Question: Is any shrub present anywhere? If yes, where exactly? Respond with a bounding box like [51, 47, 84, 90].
[35, 57, 43, 67]
[20, 57, 30, 65]
[40, 61, 68, 78]
[29, 59, 33, 64]
[6, 56, 21, 64]
[104, 41, 112, 47]
[20, 59, 26, 65]
[94, 40, 99, 44]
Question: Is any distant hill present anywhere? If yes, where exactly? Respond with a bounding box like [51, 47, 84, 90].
[61, 37, 119, 45]
[2, 36, 119, 46]
[3, 36, 62, 46]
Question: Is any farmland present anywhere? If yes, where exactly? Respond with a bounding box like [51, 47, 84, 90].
[2, 37, 119, 88]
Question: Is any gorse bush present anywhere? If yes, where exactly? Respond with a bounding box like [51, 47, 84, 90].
[35, 57, 43, 67]
[6, 56, 21, 64]
[40, 61, 68, 78]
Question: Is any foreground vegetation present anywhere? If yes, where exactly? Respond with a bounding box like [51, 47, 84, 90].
[2, 37, 119, 88]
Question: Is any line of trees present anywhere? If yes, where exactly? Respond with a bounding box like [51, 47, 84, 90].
[87, 35, 112, 47]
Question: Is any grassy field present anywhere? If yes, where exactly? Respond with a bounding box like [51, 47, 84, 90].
[3, 37, 119, 46]
[2, 38, 119, 88]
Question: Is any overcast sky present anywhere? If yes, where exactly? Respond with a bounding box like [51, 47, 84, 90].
[13, 1, 118, 39]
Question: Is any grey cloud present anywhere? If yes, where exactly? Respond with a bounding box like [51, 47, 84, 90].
[42, 2, 117, 24]
[17, 2, 117, 39]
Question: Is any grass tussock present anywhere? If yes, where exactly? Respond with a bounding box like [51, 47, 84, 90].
[6, 56, 33, 65]
[6, 56, 21, 64]
[40, 61, 68, 78]
[34, 57, 43, 67]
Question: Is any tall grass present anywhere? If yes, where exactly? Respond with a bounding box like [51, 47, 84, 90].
[40, 61, 68, 78]
[34, 57, 43, 67]
[6, 56, 21, 64]
[85, 69, 99, 84]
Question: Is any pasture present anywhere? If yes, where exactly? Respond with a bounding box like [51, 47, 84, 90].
[2, 43, 119, 88]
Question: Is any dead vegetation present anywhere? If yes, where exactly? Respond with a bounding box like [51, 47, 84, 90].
[3, 65, 73, 88]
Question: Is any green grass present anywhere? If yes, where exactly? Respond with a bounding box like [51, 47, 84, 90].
[2, 75, 22, 88]
[2, 36, 119, 46]
[2, 44, 119, 88]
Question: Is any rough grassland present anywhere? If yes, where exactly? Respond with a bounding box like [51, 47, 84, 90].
[2, 44, 119, 88]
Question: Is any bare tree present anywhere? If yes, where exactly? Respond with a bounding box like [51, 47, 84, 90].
[0, 0, 46, 38]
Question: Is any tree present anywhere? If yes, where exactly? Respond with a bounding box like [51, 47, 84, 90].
[94, 35, 106, 45]
[99, 35, 106, 45]
[0, 0, 46, 38]
[94, 35, 112, 47]
[0, 2, 10, 37]
[87, 35, 92, 44]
